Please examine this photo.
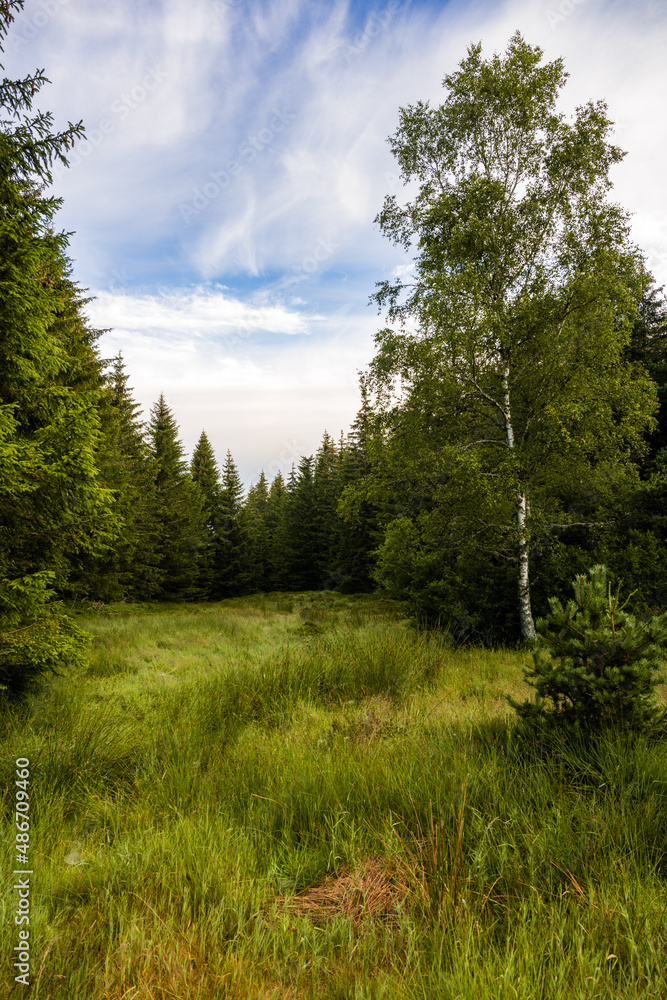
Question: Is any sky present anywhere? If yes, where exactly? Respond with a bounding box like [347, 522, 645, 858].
[3, 0, 667, 486]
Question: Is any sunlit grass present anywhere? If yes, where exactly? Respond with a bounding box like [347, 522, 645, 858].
[1, 592, 666, 998]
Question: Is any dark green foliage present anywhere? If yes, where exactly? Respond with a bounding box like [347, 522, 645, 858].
[265, 471, 289, 589]
[243, 472, 271, 593]
[218, 449, 244, 515]
[190, 430, 221, 598]
[0, 2, 118, 696]
[627, 281, 667, 462]
[190, 430, 220, 519]
[70, 354, 162, 601]
[242, 429, 379, 596]
[213, 450, 247, 597]
[531, 521, 667, 620]
[0, 572, 89, 696]
[282, 456, 320, 590]
[147, 395, 205, 600]
[312, 433, 340, 587]
[334, 396, 378, 593]
[511, 565, 667, 732]
[0, 258, 118, 589]
[371, 512, 520, 643]
[105, 357, 162, 599]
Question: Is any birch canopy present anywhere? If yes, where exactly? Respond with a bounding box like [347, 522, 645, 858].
[365, 32, 658, 640]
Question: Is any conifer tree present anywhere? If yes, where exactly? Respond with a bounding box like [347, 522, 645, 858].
[106, 355, 163, 598]
[0, 197, 117, 594]
[147, 394, 204, 600]
[0, 2, 119, 694]
[313, 432, 341, 587]
[336, 394, 379, 592]
[266, 472, 289, 589]
[219, 449, 244, 514]
[271, 465, 300, 590]
[214, 450, 246, 597]
[69, 354, 162, 600]
[511, 565, 667, 732]
[244, 471, 271, 592]
[190, 430, 220, 598]
[191, 430, 221, 518]
[284, 456, 319, 590]
[627, 282, 667, 461]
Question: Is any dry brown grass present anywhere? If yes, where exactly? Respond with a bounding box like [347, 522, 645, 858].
[278, 855, 424, 929]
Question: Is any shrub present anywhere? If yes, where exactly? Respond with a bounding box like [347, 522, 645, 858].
[0, 573, 89, 698]
[510, 565, 667, 732]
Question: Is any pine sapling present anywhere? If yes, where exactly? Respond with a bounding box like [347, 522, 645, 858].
[510, 565, 667, 732]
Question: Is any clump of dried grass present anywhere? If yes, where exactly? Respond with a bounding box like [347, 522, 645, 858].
[279, 856, 424, 928]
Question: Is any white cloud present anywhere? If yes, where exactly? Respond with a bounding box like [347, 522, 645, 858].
[8, 0, 666, 286]
[12, 0, 665, 291]
[88, 286, 377, 484]
[86, 286, 312, 340]
[392, 263, 416, 281]
[4, 0, 667, 485]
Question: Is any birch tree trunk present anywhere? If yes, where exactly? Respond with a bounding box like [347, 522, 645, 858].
[516, 491, 536, 640]
[501, 364, 537, 640]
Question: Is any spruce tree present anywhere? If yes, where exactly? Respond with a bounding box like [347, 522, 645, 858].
[190, 430, 221, 598]
[266, 472, 289, 590]
[312, 432, 341, 587]
[0, 2, 119, 694]
[109, 356, 163, 597]
[191, 430, 221, 517]
[284, 456, 319, 590]
[627, 282, 667, 461]
[214, 450, 246, 597]
[147, 394, 204, 600]
[510, 565, 667, 732]
[66, 354, 163, 601]
[336, 394, 379, 592]
[244, 471, 271, 592]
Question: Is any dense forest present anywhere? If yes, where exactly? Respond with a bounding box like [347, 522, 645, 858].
[2, 6, 667, 696]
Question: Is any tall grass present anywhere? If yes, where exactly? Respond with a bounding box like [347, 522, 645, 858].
[1, 592, 666, 998]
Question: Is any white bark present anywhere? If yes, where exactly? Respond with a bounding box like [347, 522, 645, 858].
[516, 491, 536, 640]
[501, 363, 537, 641]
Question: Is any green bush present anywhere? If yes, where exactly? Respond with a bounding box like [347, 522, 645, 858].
[510, 565, 667, 732]
[0, 573, 89, 698]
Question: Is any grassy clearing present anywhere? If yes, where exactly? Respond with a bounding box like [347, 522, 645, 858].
[2, 591, 667, 998]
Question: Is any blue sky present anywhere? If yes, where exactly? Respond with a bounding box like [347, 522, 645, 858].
[4, 0, 667, 485]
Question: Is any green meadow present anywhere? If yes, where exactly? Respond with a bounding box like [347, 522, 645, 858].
[2, 594, 667, 999]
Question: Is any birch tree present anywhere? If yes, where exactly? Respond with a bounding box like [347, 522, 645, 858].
[364, 32, 657, 639]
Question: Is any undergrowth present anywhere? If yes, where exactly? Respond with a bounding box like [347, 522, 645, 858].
[1, 592, 666, 998]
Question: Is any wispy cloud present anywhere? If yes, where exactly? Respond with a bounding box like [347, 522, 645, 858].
[87, 285, 376, 484]
[5, 0, 667, 482]
[87, 286, 312, 340]
[9, 0, 663, 293]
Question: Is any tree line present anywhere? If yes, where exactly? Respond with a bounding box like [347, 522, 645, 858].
[2, 7, 667, 696]
[73, 369, 378, 605]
